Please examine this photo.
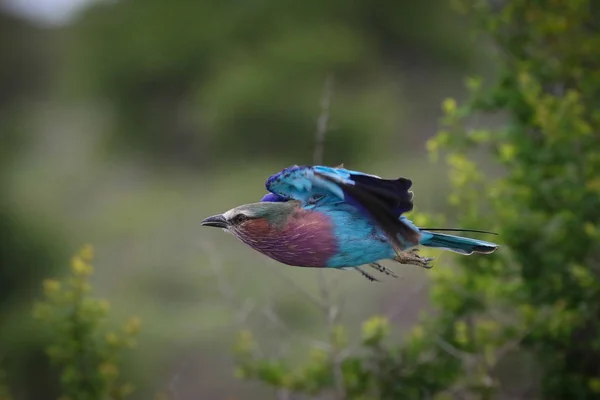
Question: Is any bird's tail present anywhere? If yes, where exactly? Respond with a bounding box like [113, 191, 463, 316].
[419, 231, 498, 255]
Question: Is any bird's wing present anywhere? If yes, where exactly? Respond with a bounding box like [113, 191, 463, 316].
[263, 165, 420, 251]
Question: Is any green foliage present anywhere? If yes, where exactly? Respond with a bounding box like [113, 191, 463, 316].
[426, 0, 600, 397]
[233, 315, 463, 399]
[0, 191, 67, 400]
[32, 245, 141, 400]
[232, 0, 600, 398]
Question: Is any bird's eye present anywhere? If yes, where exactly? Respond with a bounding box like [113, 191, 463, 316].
[232, 214, 249, 224]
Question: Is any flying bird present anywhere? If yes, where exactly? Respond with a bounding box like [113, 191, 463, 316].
[202, 165, 498, 281]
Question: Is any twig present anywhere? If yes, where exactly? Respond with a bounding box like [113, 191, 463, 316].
[313, 73, 347, 400]
[262, 297, 330, 352]
[202, 241, 257, 330]
[168, 360, 188, 400]
[263, 262, 326, 311]
[384, 276, 428, 323]
[313, 74, 334, 165]
[433, 307, 546, 397]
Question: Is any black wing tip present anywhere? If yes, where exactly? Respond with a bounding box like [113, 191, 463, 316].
[349, 174, 415, 215]
[395, 177, 413, 190]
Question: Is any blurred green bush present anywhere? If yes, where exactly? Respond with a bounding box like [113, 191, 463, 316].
[2, 245, 143, 400]
[232, 0, 600, 398]
[31, 245, 140, 400]
[64, 0, 473, 167]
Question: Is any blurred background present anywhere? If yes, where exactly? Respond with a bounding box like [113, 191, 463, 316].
[1, 0, 499, 398]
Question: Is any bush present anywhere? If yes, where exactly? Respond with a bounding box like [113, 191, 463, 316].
[65, 0, 473, 167]
[31, 245, 141, 400]
[233, 0, 600, 398]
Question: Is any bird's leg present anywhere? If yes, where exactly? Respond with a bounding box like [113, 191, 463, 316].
[369, 262, 398, 278]
[355, 266, 380, 282]
[393, 248, 434, 269]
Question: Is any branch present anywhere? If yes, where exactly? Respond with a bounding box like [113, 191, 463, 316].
[313, 74, 334, 165]
[312, 73, 347, 400]
[202, 241, 257, 330]
[263, 262, 326, 311]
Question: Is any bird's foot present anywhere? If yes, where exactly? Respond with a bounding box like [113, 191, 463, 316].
[369, 262, 398, 278]
[355, 266, 380, 282]
[393, 248, 434, 269]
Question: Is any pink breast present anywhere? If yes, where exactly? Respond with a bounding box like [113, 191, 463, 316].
[236, 211, 339, 267]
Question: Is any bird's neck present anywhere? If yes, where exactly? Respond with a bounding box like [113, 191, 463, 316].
[234, 206, 338, 267]
[264, 201, 307, 229]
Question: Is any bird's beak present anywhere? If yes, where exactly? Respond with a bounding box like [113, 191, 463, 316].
[201, 214, 228, 228]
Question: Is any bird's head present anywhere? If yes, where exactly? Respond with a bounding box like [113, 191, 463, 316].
[201, 201, 299, 237]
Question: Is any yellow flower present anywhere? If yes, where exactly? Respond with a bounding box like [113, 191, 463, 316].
[106, 332, 120, 346]
[411, 325, 424, 340]
[71, 256, 93, 276]
[43, 279, 61, 295]
[124, 317, 142, 335]
[499, 144, 516, 162]
[234, 330, 255, 355]
[79, 244, 95, 262]
[362, 315, 391, 345]
[442, 98, 457, 114]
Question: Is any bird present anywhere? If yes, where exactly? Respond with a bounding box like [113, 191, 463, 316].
[201, 164, 499, 282]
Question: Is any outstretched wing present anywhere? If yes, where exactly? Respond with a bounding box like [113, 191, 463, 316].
[262, 165, 420, 250]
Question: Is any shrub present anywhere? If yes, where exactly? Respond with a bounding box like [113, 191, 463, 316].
[233, 0, 600, 398]
[32, 245, 141, 400]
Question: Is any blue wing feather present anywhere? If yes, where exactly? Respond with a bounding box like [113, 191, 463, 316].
[262, 165, 420, 249]
[264, 165, 347, 204]
[263, 165, 412, 211]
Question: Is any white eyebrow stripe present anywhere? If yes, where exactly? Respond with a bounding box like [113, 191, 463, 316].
[223, 208, 237, 220]
[223, 207, 252, 221]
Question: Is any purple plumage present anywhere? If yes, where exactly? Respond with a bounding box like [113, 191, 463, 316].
[261, 193, 288, 202]
[229, 206, 338, 267]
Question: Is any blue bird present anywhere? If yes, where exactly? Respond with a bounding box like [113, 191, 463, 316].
[202, 165, 499, 281]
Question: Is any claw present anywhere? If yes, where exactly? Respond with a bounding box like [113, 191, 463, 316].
[393, 248, 435, 269]
[369, 262, 398, 278]
[356, 266, 380, 282]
